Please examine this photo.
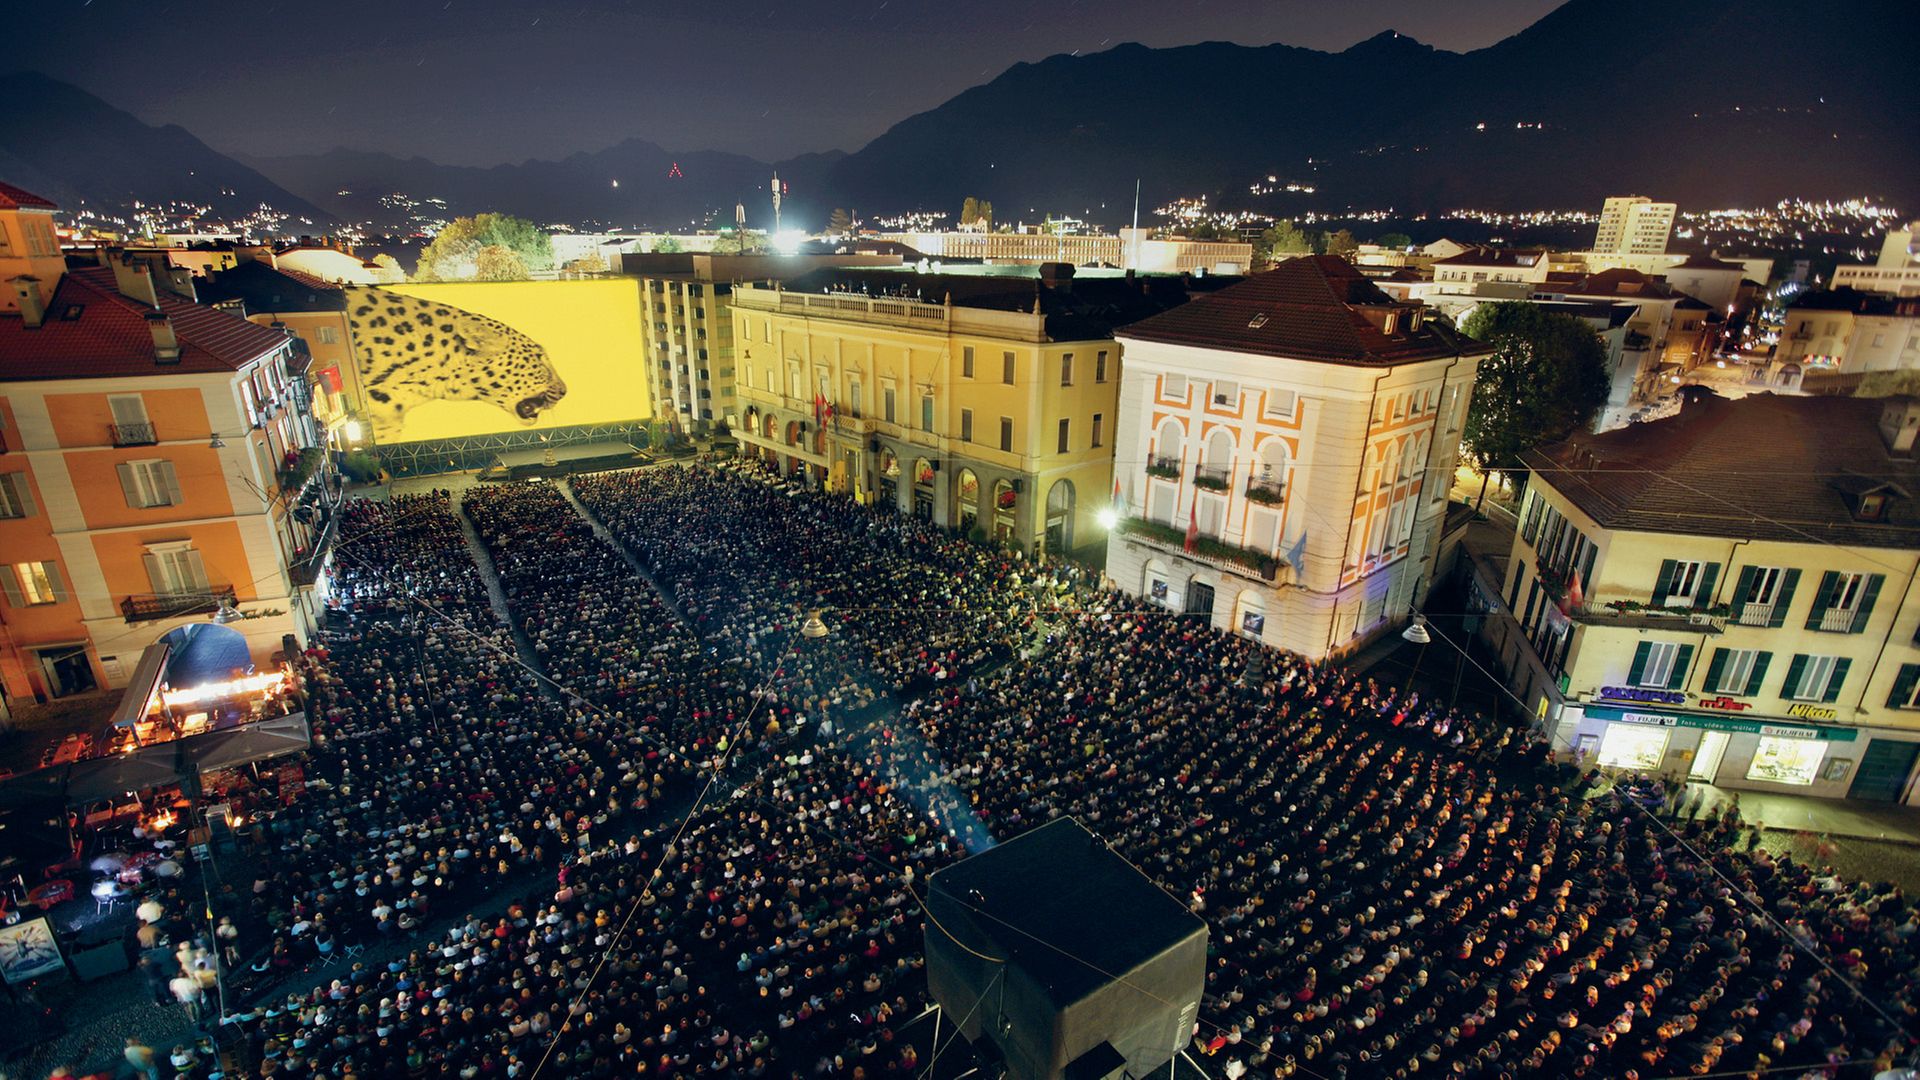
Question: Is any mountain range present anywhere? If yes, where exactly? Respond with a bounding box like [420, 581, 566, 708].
[3, 0, 1914, 234]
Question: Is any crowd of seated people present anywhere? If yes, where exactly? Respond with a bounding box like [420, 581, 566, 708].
[185, 471, 1918, 1080]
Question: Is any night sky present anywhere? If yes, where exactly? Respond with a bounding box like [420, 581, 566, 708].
[21, 0, 1561, 165]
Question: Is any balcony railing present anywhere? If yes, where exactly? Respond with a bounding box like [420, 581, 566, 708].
[1193, 464, 1230, 491]
[110, 422, 158, 447]
[1819, 607, 1858, 633]
[1246, 478, 1285, 506]
[1736, 601, 1774, 626]
[1145, 455, 1181, 480]
[289, 508, 338, 587]
[121, 585, 238, 624]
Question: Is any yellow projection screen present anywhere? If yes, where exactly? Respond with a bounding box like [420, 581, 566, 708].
[345, 280, 649, 443]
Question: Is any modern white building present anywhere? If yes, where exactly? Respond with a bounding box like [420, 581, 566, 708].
[1104, 255, 1490, 659]
[1593, 196, 1677, 255]
[1833, 223, 1920, 298]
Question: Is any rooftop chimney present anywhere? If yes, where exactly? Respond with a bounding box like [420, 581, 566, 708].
[1880, 397, 1920, 457]
[11, 275, 46, 328]
[1037, 261, 1076, 294]
[111, 255, 160, 308]
[146, 309, 181, 365]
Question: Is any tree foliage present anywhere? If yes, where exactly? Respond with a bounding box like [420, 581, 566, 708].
[959, 197, 993, 230]
[415, 213, 553, 281]
[1256, 220, 1315, 265]
[828, 208, 853, 234]
[1460, 302, 1612, 485]
[651, 236, 682, 254]
[1375, 232, 1413, 250]
[1319, 228, 1359, 260]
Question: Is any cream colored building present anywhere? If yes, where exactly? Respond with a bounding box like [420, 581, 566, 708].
[1105, 256, 1489, 658]
[1594, 196, 1677, 255]
[874, 229, 1252, 274]
[1833, 223, 1920, 298]
[1484, 390, 1920, 803]
[729, 265, 1212, 556]
[1777, 289, 1920, 381]
[622, 252, 903, 434]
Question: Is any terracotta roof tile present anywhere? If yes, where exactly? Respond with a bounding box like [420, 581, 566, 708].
[1117, 255, 1493, 365]
[0, 267, 290, 380]
[0, 181, 57, 211]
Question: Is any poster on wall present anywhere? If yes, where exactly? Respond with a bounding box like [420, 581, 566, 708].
[0, 917, 65, 984]
[346, 281, 650, 443]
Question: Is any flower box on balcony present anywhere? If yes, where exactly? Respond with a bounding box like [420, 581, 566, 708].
[1144, 463, 1181, 480]
[1192, 473, 1229, 492]
[1245, 483, 1285, 506]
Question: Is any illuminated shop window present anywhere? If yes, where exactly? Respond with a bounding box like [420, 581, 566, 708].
[1596, 724, 1668, 770]
[1746, 736, 1825, 786]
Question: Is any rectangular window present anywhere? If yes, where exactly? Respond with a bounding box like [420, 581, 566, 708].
[0, 472, 32, 519]
[1263, 389, 1297, 420]
[1786, 654, 1849, 702]
[1000, 417, 1013, 452]
[1057, 418, 1070, 454]
[1635, 641, 1682, 688]
[960, 409, 974, 442]
[1661, 560, 1704, 606]
[3, 561, 64, 606]
[117, 460, 182, 509]
[1211, 380, 1240, 408]
[1745, 735, 1825, 786]
[316, 325, 339, 345]
[1163, 373, 1187, 399]
[883, 388, 896, 424]
[1095, 351, 1109, 383]
[109, 394, 149, 427]
[962, 346, 975, 379]
[1091, 413, 1104, 449]
[1889, 663, 1920, 709]
[921, 395, 934, 433]
[763, 320, 772, 344]
[1597, 724, 1668, 770]
[1003, 352, 1016, 385]
[1709, 648, 1766, 695]
[144, 546, 210, 595]
[1060, 353, 1074, 387]
[849, 382, 862, 418]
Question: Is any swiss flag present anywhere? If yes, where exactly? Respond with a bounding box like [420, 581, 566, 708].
[1184, 503, 1199, 553]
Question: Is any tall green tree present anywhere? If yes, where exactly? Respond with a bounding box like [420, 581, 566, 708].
[1256, 220, 1314, 265]
[1319, 228, 1359, 260]
[1460, 302, 1612, 503]
[1375, 232, 1413, 250]
[415, 213, 553, 281]
[959, 197, 993, 230]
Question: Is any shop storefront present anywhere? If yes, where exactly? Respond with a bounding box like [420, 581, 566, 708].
[1560, 691, 1920, 802]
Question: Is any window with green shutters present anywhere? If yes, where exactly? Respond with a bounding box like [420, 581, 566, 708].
[1628, 640, 1693, 689]
[1653, 559, 1719, 609]
[1806, 571, 1882, 633]
[1783, 654, 1850, 702]
[1730, 565, 1798, 627]
[1704, 648, 1770, 696]
[1888, 663, 1920, 709]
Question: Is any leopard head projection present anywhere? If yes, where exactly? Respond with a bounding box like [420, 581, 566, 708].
[348, 290, 567, 436]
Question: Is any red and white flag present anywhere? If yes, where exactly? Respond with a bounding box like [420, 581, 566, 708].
[1184, 503, 1199, 553]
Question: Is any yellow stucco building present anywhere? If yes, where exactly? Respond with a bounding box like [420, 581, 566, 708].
[730, 265, 1216, 556]
[1484, 389, 1920, 803]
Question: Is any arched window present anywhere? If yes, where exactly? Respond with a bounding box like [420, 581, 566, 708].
[1154, 419, 1184, 466]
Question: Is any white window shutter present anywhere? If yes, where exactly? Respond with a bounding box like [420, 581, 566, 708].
[185, 549, 211, 591]
[0, 567, 23, 607]
[143, 552, 168, 593]
[161, 461, 184, 505]
[118, 462, 146, 508]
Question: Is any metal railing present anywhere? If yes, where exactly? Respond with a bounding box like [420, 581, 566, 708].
[1246, 478, 1285, 504]
[1193, 464, 1230, 487]
[110, 422, 158, 447]
[1819, 607, 1857, 633]
[121, 585, 237, 624]
[1736, 601, 1774, 627]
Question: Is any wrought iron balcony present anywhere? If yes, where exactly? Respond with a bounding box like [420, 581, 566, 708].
[110, 422, 158, 447]
[1246, 478, 1285, 506]
[121, 585, 238, 624]
[1192, 464, 1231, 491]
[289, 508, 338, 587]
